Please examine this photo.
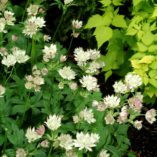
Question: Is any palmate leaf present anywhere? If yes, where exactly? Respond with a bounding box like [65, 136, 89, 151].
[94, 26, 113, 48]
[112, 15, 127, 28]
[85, 14, 106, 29]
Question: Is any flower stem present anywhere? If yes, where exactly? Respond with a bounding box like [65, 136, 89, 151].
[5, 66, 14, 85]
[31, 38, 36, 65]
[52, 13, 64, 42]
[22, 0, 30, 21]
[67, 36, 74, 53]
[48, 144, 53, 157]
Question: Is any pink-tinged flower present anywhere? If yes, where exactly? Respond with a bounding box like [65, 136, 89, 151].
[36, 125, 45, 136]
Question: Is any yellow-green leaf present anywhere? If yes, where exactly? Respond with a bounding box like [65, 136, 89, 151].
[85, 14, 105, 29]
[141, 32, 154, 46]
[131, 60, 141, 69]
[94, 26, 113, 48]
[139, 55, 155, 64]
[151, 7, 157, 18]
[112, 15, 127, 28]
[137, 42, 148, 52]
[133, 0, 142, 6]
[99, 0, 111, 6]
[149, 78, 157, 88]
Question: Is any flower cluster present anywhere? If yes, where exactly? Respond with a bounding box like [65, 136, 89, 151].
[73, 107, 96, 124]
[1, 47, 29, 67]
[113, 73, 142, 93]
[25, 65, 48, 91]
[72, 19, 83, 38]
[42, 43, 57, 62]
[93, 73, 156, 129]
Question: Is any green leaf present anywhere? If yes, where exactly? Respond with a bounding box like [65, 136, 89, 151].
[99, 0, 111, 6]
[94, 26, 113, 48]
[137, 42, 148, 52]
[149, 61, 157, 69]
[105, 70, 112, 81]
[151, 7, 157, 18]
[141, 32, 154, 46]
[148, 70, 157, 78]
[112, 15, 127, 28]
[85, 14, 105, 29]
[133, 0, 142, 6]
[149, 78, 157, 88]
[112, 0, 123, 6]
[102, 11, 113, 26]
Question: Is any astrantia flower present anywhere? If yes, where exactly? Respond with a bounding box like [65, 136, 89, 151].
[104, 113, 115, 124]
[73, 132, 99, 151]
[16, 148, 27, 157]
[12, 48, 30, 63]
[4, 10, 15, 25]
[25, 127, 42, 143]
[64, 0, 73, 5]
[99, 149, 110, 157]
[27, 4, 39, 16]
[117, 106, 128, 124]
[80, 75, 99, 91]
[59, 66, 76, 80]
[103, 95, 120, 108]
[86, 49, 100, 60]
[45, 114, 62, 131]
[23, 16, 45, 37]
[57, 134, 73, 150]
[42, 44, 57, 62]
[0, 18, 6, 33]
[74, 47, 90, 65]
[72, 19, 83, 29]
[145, 109, 156, 124]
[79, 108, 96, 124]
[2, 54, 16, 67]
[113, 81, 128, 94]
[86, 61, 103, 74]
[125, 73, 142, 91]
[0, 85, 5, 97]
[133, 120, 142, 130]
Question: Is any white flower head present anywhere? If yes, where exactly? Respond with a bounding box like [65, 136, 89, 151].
[4, 10, 15, 25]
[117, 106, 128, 124]
[43, 44, 57, 62]
[79, 108, 96, 124]
[104, 113, 115, 125]
[2, 54, 16, 67]
[64, 0, 73, 5]
[72, 19, 83, 29]
[86, 61, 103, 74]
[23, 16, 45, 37]
[99, 149, 110, 157]
[27, 4, 39, 16]
[80, 75, 99, 91]
[145, 109, 156, 124]
[45, 114, 62, 131]
[59, 66, 76, 80]
[0, 85, 5, 97]
[74, 47, 90, 66]
[103, 95, 120, 108]
[133, 120, 142, 130]
[73, 132, 99, 151]
[16, 148, 27, 157]
[125, 73, 142, 91]
[12, 47, 30, 63]
[25, 127, 42, 143]
[57, 134, 73, 150]
[86, 49, 100, 60]
[113, 81, 128, 94]
[0, 18, 6, 33]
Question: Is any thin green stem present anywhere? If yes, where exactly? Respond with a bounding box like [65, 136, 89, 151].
[5, 66, 14, 85]
[22, 0, 30, 21]
[52, 13, 64, 42]
[67, 36, 74, 53]
[2, 132, 7, 152]
[31, 38, 36, 65]
[48, 144, 53, 157]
